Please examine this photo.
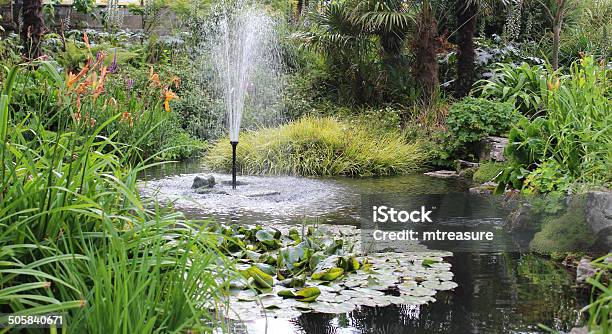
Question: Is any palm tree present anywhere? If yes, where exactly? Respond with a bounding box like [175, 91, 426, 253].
[21, 0, 46, 59]
[454, 0, 478, 98]
[296, 1, 415, 103]
[411, 0, 440, 103]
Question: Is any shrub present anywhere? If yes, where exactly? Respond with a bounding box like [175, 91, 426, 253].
[205, 117, 426, 176]
[473, 162, 508, 183]
[443, 97, 518, 161]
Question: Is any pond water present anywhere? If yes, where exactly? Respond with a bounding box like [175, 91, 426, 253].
[141, 161, 586, 334]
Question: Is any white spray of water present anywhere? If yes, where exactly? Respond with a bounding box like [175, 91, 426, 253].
[209, 2, 282, 142]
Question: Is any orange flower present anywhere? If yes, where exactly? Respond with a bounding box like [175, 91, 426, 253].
[171, 76, 181, 89]
[163, 89, 178, 112]
[149, 66, 161, 87]
[83, 32, 91, 50]
[67, 63, 90, 90]
[120, 111, 134, 127]
[108, 97, 117, 108]
[92, 66, 108, 99]
[72, 111, 82, 124]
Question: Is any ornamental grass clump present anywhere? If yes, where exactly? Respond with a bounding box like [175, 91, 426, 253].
[205, 117, 425, 176]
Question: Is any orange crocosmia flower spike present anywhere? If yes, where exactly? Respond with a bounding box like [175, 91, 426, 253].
[83, 32, 91, 50]
[67, 63, 90, 90]
[92, 66, 108, 99]
[163, 89, 178, 112]
[172, 76, 181, 89]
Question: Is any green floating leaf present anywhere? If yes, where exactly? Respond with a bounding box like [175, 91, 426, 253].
[422, 258, 440, 268]
[242, 266, 273, 289]
[278, 289, 296, 298]
[294, 287, 321, 302]
[255, 230, 275, 242]
[254, 263, 276, 275]
[278, 287, 321, 302]
[312, 267, 344, 281]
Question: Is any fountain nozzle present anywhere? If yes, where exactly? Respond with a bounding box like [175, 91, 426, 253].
[231, 141, 238, 189]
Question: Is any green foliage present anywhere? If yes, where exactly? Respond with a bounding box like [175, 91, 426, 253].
[443, 97, 518, 160]
[73, 0, 96, 14]
[581, 254, 612, 334]
[205, 117, 426, 176]
[0, 68, 232, 332]
[475, 62, 550, 115]
[496, 56, 611, 193]
[473, 161, 508, 183]
[294, 1, 415, 105]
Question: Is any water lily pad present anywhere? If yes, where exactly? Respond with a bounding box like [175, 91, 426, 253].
[254, 263, 276, 275]
[242, 266, 273, 289]
[294, 287, 321, 302]
[312, 267, 344, 281]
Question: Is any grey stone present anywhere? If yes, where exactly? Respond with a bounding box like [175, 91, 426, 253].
[576, 257, 597, 284]
[568, 327, 588, 334]
[469, 182, 497, 195]
[585, 190, 612, 249]
[244, 191, 281, 198]
[479, 136, 508, 162]
[456, 159, 480, 169]
[424, 170, 459, 178]
[192, 175, 216, 189]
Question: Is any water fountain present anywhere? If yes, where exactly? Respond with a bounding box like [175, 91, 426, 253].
[211, 2, 281, 189]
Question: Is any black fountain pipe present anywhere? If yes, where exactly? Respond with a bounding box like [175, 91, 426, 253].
[231, 141, 238, 189]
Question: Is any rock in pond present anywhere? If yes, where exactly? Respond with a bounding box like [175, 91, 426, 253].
[469, 182, 497, 196]
[192, 175, 216, 189]
[424, 170, 459, 178]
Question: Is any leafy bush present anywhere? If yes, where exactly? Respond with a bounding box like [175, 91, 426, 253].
[443, 97, 518, 161]
[473, 162, 508, 183]
[205, 117, 426, 176]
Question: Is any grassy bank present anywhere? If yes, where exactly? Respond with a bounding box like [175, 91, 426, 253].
[205, 117, 426, 176]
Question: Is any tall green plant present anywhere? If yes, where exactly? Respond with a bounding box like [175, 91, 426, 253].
[496, 56, 611, 193]
[0, 66, 233, 333]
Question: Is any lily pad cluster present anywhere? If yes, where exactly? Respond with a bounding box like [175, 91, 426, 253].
[210, 224, 456, 320]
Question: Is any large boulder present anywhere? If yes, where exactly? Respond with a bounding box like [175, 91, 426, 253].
[479, 136, 508, 162]
[192, 175, 216, 189]
[585, 190, 612, 250]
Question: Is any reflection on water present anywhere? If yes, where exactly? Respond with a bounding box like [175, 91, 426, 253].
[142, 161, 585, 334]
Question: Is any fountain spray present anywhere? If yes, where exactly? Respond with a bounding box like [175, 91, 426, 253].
[206, 2, 281, 189]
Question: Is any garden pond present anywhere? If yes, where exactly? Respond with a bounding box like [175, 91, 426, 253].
[140, 161, 588, 334]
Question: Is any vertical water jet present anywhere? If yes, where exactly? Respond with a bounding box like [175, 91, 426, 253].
[203, 1, 282, 188]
